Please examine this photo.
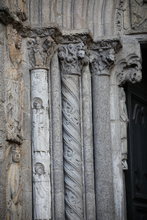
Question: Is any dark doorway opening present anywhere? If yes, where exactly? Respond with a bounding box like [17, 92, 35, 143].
[125, 46, 147, 220]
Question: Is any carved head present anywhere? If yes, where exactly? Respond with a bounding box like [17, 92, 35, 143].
[33, 97, 43, 109]
[117, 54, 142, 85]
[34, 162, 45, 176]
[12, 146, 21, 163]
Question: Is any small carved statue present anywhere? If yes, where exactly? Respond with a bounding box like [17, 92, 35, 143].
[119, 88, 129, 170]
[6, 146, 22, 220]
[33, 162, 50, 219]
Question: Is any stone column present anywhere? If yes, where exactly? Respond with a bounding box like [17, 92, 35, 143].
[51, 51, 65, 220]
[90, 40, 121, 220]
[58, 42, 86, 220]
[28, 36, 55, 220]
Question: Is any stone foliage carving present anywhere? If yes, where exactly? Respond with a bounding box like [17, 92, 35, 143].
[90, 40, 121, 75]
[31, 69, 51, 220]
[116, 54, 142, 86]
[58, 42, 87, 75]
[58, 43, 86, 219]
[130, 0, 147, 31]
[90, 48, 115, 75]
[27, 36, 55, 69]
[119, 88, 128, 170]
[6, 145, 22, 220]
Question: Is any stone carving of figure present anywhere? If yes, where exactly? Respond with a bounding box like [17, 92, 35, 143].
[119, 87, 129, 170]
[6, 145, 22, 220]
[32, 97, 46, 152]
[33, 162, 50, 219]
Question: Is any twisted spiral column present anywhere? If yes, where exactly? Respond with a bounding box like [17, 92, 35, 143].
[58, 42, 86, 219]
[62, 75, 83, 220]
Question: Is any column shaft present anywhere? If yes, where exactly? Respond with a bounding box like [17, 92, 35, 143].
[92, 74, 115, 220]
[31, 69, 51, 220]
[62, 74, 84, 220]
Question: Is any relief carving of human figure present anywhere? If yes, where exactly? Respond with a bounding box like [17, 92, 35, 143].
[119, 88, 129, 170]
[33, 162, 50, 219]
[32, 97, 46, 151]
[6, 146, 22, 220]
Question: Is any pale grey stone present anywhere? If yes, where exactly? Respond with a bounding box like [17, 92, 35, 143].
[58, 43, 86, 220]
[31, 69, 51, 220]
[51, 52, 65, 220]
[92, 74, 115, 220]
[82, 64, 96, 220]
[0, 3, 146, 220]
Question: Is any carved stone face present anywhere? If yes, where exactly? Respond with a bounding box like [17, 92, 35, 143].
[12, 147, 21, 163]
[77, 50, 85, 59]
[33, 98, 43, 109]
[35, 163, 45, 175]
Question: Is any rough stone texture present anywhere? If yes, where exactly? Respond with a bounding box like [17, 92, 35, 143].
[92, 74, 115, 220]
[130, 0, 147, 32]
[0, 23, 7, 220]
[0, 1, 146, 220]
[21, 37, 32, 220]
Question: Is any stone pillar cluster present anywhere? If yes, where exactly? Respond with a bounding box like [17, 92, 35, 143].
[0, 20, 142, 219]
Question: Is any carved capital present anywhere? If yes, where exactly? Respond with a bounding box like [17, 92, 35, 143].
[116, 54, 142, 86]
[27, 36, 55, 69]
[90, 40, 121, 76]
[58, 42, 87, 75]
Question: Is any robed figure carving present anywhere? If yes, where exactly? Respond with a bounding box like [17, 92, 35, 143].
[6, 146, 22, 220]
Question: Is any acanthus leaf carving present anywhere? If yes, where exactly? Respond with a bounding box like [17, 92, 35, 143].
[90, 40, 121, 75]
[58, 42, 87, 75]
[116, 53, 142, 86]
[27, 36, 55, 69]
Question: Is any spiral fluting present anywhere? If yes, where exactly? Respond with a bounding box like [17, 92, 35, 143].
[62, 75, 83, 220]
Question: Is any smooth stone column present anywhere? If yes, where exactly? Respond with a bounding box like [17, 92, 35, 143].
[82, 64, 96, 220]
[90, 41, 120, 220]
[92, 74, 115, 220]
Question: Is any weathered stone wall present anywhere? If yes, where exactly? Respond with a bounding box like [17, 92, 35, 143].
[0, 0, 146, 37]
[0, 1, 146, 220]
